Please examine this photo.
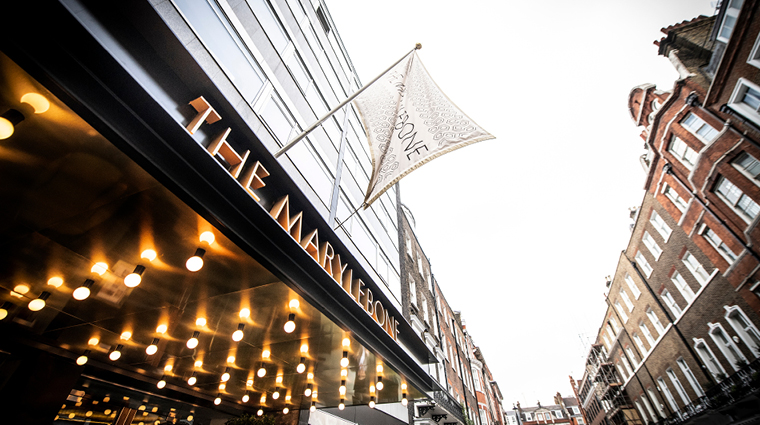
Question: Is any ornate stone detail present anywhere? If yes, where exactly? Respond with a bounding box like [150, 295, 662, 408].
[418, 406, 434, 416]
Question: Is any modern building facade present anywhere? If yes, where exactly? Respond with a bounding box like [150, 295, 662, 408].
[576, 2, 760, 424]
[0, 1, 436, 424]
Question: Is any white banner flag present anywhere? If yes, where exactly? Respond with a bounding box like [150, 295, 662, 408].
[354, 51, 494, 207]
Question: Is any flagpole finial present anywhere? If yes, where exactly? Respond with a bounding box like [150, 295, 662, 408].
[415, 43, 422, 50]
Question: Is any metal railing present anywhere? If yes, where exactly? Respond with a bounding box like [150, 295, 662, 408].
[649, 358, 760, 425]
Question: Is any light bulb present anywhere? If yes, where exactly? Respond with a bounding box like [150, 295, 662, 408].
[214, 397, 221, 405]
[257, 409, 264, 416]
[402, 393, 408, 406]
[370, 384, 375, 394]
[124, 265, 145, 288]
[304, 384, 313, 397]
[219, 383, 226, 390]
[88, 337, 99, 346]
[91, 262, 108, 276]
[376, 379, 384, 391]
[141, 249, 157, 261]
[242, 393, 250, 403]
[307, 372, 314, 380]
[258, 367, 266, 377]
[20, 93, 50, 113]
[187, 331, 200, 349]
[120, 331, 132, 341]
[232, 323, 245, 341]
[342, 338, 350, 347]
[76, 350, 90, 366]
[260, 395, 267, 404]
[227, 355, 236, 364]
[376, 365, 383, 373]
[0, 116, 15, 139]
[0, 302, 10, 320]
[247, 379, 254, 387]
[157, 379, 166, 389]
[341, 369, 348, 377]
[194, 360, 203, 368]
[300, 343, 309, 353]
[239, 307, 250, 318]
[284, 313, 296, 333]
[339, 401, 345, 411]
[146, 338, 160, 355]
[340, 351, 349, 368]
[310, 402, 316, 413]
[221, 368, 231, 382]
[276, 375, 283, 384]
[196, 317, 207, 327]
[339, 380, 346, 395]
[186, 248, 205, 272]
[187, 415, 193, 421]
[73, 279, 94, 300]
[200, 231, 215, 245]
[401, 383, 407, 390]
[369, 398, 375, 408]
[297, 362, 306, 374]
[262, 349, 270, 359]
[164, 364, 173, 372]
[12, 284, 30, 297]
[109, 345, 123, 361]
[156, 324, 167, 334]
[188, 373, 197, 386]
[272, 390, 280, 400]
[28, 291, 50, 311]
[289, 299, 300, 309]
[47, 277, 63, 288]
[283, 407, 289, 414]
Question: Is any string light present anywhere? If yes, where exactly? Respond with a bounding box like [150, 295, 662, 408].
[369, 396, 376, 409]
[232, 323, 245, 341]
[11, 284, 29, 298]
[310, 402, 316, 412]
[221, 367, 231, 382]
[199, 231, 215, 245]
[289, 299, 300, 309]
[339, 380, 346, 396]
[242, 392, 250, 403]
[146, 338, 160, 355]
[157, 378, 166, 389]
[283, 407, 289, 414]
[195, 317, 207, 327]
[186, 248, 205, 272]
[342, 338, 350, 348]
[76, 350, 90, 366]
[402, 393, 408, 406]
[109, 345, 123, 361]
[297, 357, 306, 373]
[28, 291, 50, 311]
[304, 383, 313, 397]
[257, 409, 264, 416]
[73, 279, 94, 300]
[187, 331, 200, 349]
[262, 349, 270, 359]
[91, 262, 108, 275]
[194, 360, 203, 368]
[47, 277, 63, 288]
[339, 399, 345, 411]
[340, 351, 349, 368]
[0, 301, 12, 320]
[272, 388, 280, 400]
[124, 265, 145, 288]
[300, 343, 309, 353]
[120, 331, 132, 341]
[284, 313, 296, 333]
[187, 372, 197, 386]
[239, 307, 250, 318]
[227, 355, 236, 364]
[156, 324, 167, 334]
[257, 364, 266, 377]
[214, 395, 221, 405]
[376, 376, 384, 391]
[140, 249, 157, 262]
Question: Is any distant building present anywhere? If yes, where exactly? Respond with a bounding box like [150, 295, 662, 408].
[577, 2, 760, 424]
[512, 393, 584, 425]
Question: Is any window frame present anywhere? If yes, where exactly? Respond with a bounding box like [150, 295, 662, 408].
[708, 322, 747, 371]
[682, 251, 712, 286]
[677, 357, 705, 397]
[701, 225, 739, 264]
[663, 184, 689, 212]
[650, 210, 673, 241]
[642, 231, 663, 260]
[615, 300, 629, 323]
[715, 175, 760, 222]
[656, 376, 680, 414]
[668, 136, 699, 169]
[724, 305, 760, 357]
[695, 337, 727, 379]
[662, 290, 683, 318]
[625, 273, 642, 299]
[647, 307, 666, 335]
[681, 112, 719, 143]
[667, 367, 691, 405]
[635, 251, 654, 277]
[640, 321, 657, 347]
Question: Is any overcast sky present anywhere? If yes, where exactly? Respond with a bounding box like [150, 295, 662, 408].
[327, 0, 717, 408]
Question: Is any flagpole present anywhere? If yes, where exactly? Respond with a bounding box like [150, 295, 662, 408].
[333, 202, 367, 231]
[274, 43, 422, 158]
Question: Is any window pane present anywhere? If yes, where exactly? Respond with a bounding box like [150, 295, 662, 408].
[742, 86, 760, 110]
[247, 0, 289, 53]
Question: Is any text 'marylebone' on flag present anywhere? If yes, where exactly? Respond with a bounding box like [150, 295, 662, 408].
[353, 50, 494, 207]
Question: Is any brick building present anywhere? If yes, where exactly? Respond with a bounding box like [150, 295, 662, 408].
[576, 1, 760, 424]
[399, 205, 507, 425]
[511, 394, 584, 425]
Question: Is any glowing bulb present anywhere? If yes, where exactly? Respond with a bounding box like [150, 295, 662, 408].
[20, 93, 50, 113]
[304, 384, 313, 397]
[186, 248, 205, 272]
[376, 365, 383, 373]
[262, 349, 270, 359]
[341, 369, 348, 377]
[232, 323, 245, 341]
[283, 407, 289, 414]
[221, 369, 231, 382]
[146, 338, 160, 355]
[0, 117, 14, 139]
[258, 367, 266, 377]
[124, 265, 145, 288]
[342, 338, 350, 347]
[307, 372, 314, 380]
[200, 231, 215, 245]
[401, 383, 407, 390]
[297, 362, 306, 374]
[188, 373, 197, 386]
[141, 249, 157, 261]
[300, 343, 309, 353]
[339, 401, 345, 411]
[187, 331, 200, 349]
[369, 398, 375, 409]
[91, 262, 108, 275]
[260, 395, 267, 404]
[156, 324, 167, 334]
[76, 351, 89, 366]
[214, 397, 221, 405]
[402, 393, 408, 406]
[276, 375, 283, 384]
[164, 364, 173, 372]
[12, 284, 30, 297]
[376, 380, 384, 391]
[370, 385, 375, 394]
[273, 390, 280, 400]
[340, 380, 346, 395]
[109, 345, 123, 361]
[0, 304, 9, 320]
[242, 393, 250, 403]
[28, 292, 49, 311]
[47, 277, 63, 288]
[247, 379, 254, 387]
[120, 331, 132, 340]
[227, 355, 236, 364]
[257, 409, 264, 416]
[310, 403, 316, 413]
[219, 383, 226, 390]
[239, 307, 250, 318]
[196, 317, 206, 327]
[289, 299, 300, 309]
[187, 415, 193, 421]
[157, 379, 166, 389]
[340, 352, 349, 368]
[194, 360, 203, 368]
[73, 279, 94, 300]
[284, 314, 296, 333]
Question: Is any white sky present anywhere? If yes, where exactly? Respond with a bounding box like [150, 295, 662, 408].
[327, 0, 716, 408]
